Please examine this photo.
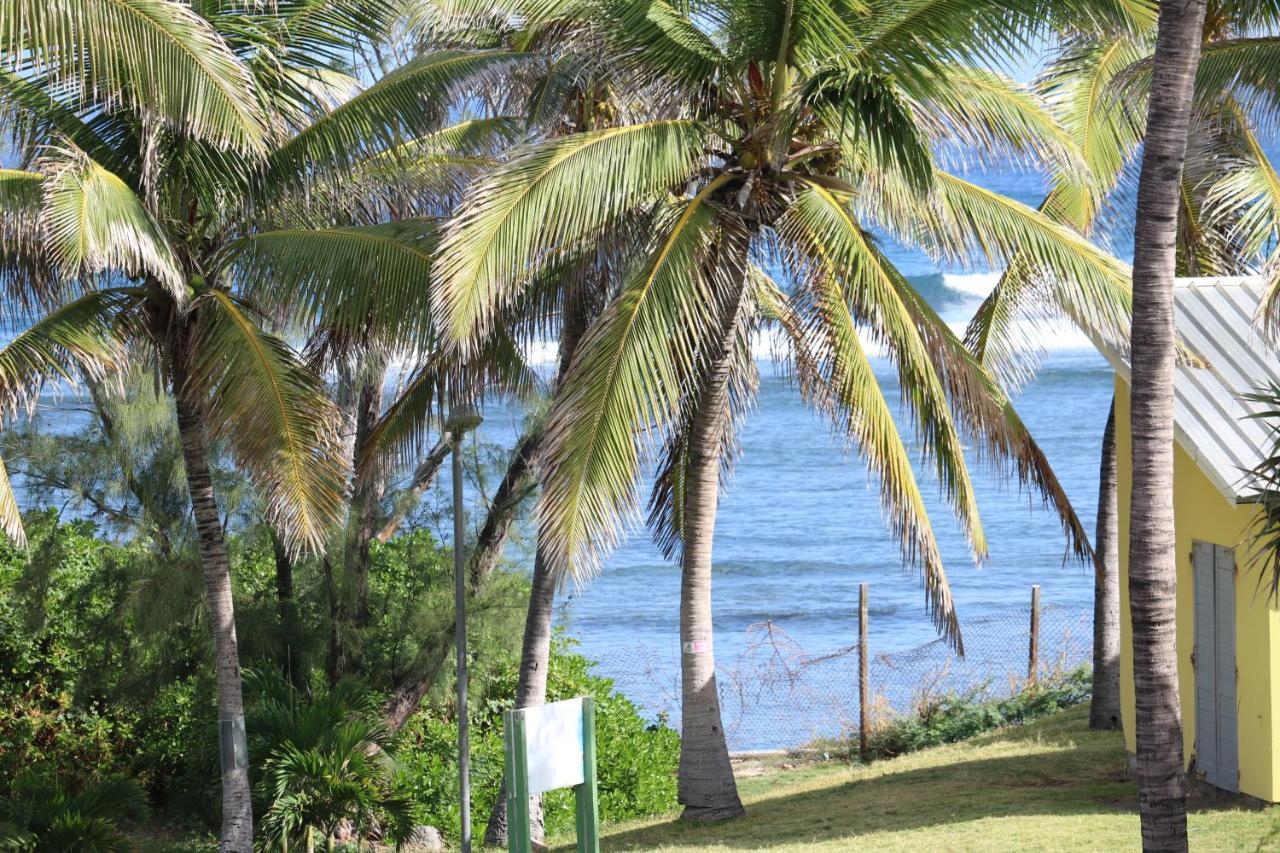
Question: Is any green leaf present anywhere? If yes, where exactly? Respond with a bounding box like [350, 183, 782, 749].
[0, 453, 24, 547]
[263, 49, 530, 190]
[1, 0, 267, 153]
[189, 291, 349, 556]
[40, 149, 186, 298]
[435, 119, 708, 348]
[537, 191, 725, 581]
[779, 182, 984, 645]
[222, 219, 441, 347]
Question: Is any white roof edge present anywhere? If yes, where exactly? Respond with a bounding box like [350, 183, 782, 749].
[1089, 275, 1271, 506]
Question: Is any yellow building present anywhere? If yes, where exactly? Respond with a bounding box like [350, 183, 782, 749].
[1095, 277, 1280, 802]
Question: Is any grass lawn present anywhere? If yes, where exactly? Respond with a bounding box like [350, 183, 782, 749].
[569, 707, 1280, 851]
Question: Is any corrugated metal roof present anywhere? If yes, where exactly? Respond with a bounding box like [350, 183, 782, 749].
[1094, 277, 1280, 502]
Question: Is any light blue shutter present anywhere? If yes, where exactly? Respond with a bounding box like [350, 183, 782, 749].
[1214, 546, 1238, 792]
[1193, 541, 1218, 785]
[1191, 539, 1239, 792]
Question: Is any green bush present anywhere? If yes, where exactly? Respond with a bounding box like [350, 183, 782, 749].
[395, 636, 680, 840]
[0, 512, 680, 847]
[0, 770, 148, 851]
[865, 667, 1092, 760]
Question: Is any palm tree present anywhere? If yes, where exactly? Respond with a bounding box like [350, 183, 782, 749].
[0, 772, 147, 852]
[247, 671, 415, 852]
[1128, 0, 1207, 847]
[0, 2, 522, 847]
[964, 0, 1280, 732]
[433, 0, 1133, 819]
[1090, 401, 1122, 729]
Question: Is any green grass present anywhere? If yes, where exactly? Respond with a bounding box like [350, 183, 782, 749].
[565, 707, 1280, 851]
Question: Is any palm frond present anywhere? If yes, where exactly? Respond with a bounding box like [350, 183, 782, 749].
[902, 64, 1082, 177]
[188, 291, 349, 556]
[779, 182, 984, 646]
[868, 170, 1134, 354]
[0, 453, 24, 546]
[1037, 33, 1148, 201]
[0, 69, 132, 178]
[434, 119, 708, 349]
[221, 219, 440, 347]
[877, 245, 1094, 569]
[39, 148, 186, 299]
[262, 49, 530, 191]
[0, 168, 49, 294]
[1200, 111, 1280, 331]
[795, 68, 933, 190]
[359, 329, 538, 477]
[1, 0, 267, 153]
[537, 192, 725, 582]
[591, 0, 726, 89]
[1182, 37, 1280, 120]
[0, 289, 134, 418]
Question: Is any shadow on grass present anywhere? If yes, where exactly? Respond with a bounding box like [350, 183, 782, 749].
[590, 710, 1247, 850]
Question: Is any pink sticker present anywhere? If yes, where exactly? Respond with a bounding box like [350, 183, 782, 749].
[682, 640, 710, 654]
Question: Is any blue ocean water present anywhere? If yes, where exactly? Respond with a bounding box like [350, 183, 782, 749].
[524, 167, 1117, 728]
[12, 165, 1117, 744]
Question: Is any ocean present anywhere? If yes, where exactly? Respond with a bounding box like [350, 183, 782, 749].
[480, 167, 1120, 747]
[13, 166, 1118, 748]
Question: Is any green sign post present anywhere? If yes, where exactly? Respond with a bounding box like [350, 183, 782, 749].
[503, 696, 599, 853]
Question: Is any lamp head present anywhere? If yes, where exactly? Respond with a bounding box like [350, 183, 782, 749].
[445, 403, 484, 435]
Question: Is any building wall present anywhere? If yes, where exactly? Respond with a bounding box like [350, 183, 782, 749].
[1115, 379, 1277, 801]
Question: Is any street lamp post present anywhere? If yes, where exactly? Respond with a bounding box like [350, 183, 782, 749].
[447, 404, 483, 853]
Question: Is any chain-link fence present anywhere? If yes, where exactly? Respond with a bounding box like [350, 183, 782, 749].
[588, 594, 1092, 751]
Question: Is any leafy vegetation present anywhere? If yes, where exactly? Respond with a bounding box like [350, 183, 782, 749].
[1, 0, 1279, 848]
[861, 667, 1092, 760]
[0, 511, 678, 846]
[0, 772, 147, 852]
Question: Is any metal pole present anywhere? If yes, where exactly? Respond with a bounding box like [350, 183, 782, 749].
[1028, 584, 1041, 686]
[858, 582, 869, 761]
[453, 436, 471, 853]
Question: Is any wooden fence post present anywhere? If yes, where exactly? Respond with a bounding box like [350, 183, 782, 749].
[1028, 585, 1041, 685]
[859, 582, 869, 761]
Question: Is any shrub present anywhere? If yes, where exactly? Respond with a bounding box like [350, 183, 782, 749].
[245, 671, 416, 850]
[0, 771, 147, 852]
[396, 636, 680, 840]
[865, 667, 1092, 760]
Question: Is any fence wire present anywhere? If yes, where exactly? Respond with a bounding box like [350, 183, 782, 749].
[589, 603, 1092, 751]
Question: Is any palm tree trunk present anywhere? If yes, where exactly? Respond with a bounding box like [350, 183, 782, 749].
[1128, 1, 1205, 847]
[1091, 399, 1121, 729]
[271, 529, 305, 690]
[678, 273, 748, 822]
[382, 425, 544, 731]
[173, 353, 254, 852]
[483, 547, 557, 846]
[482, 291, 590, 846]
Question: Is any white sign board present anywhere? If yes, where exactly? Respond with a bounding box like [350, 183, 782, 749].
[522, 697, 586, 794]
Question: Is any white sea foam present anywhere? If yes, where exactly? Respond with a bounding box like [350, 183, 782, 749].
[515, 270, 1096, 368]
[940, 271, 1002, 298]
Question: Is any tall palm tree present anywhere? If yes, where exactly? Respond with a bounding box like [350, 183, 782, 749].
[1091, 400, 1121, 729]
[433, 0, 1133, 819]
[964, 0, 1280, 733]
[0, 2, 522, 847]
[1128, 0, 1206, 847]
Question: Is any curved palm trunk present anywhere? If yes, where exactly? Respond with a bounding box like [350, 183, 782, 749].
[383, 425, 544, 731]
[483, 547, 557, 845]
[678, 272, 748, 822]
[1091, 399, 1121, 729]
[483, 295, 589, 846]
[173, 361, 254, 851]
[1129, 1, 1205, 847]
